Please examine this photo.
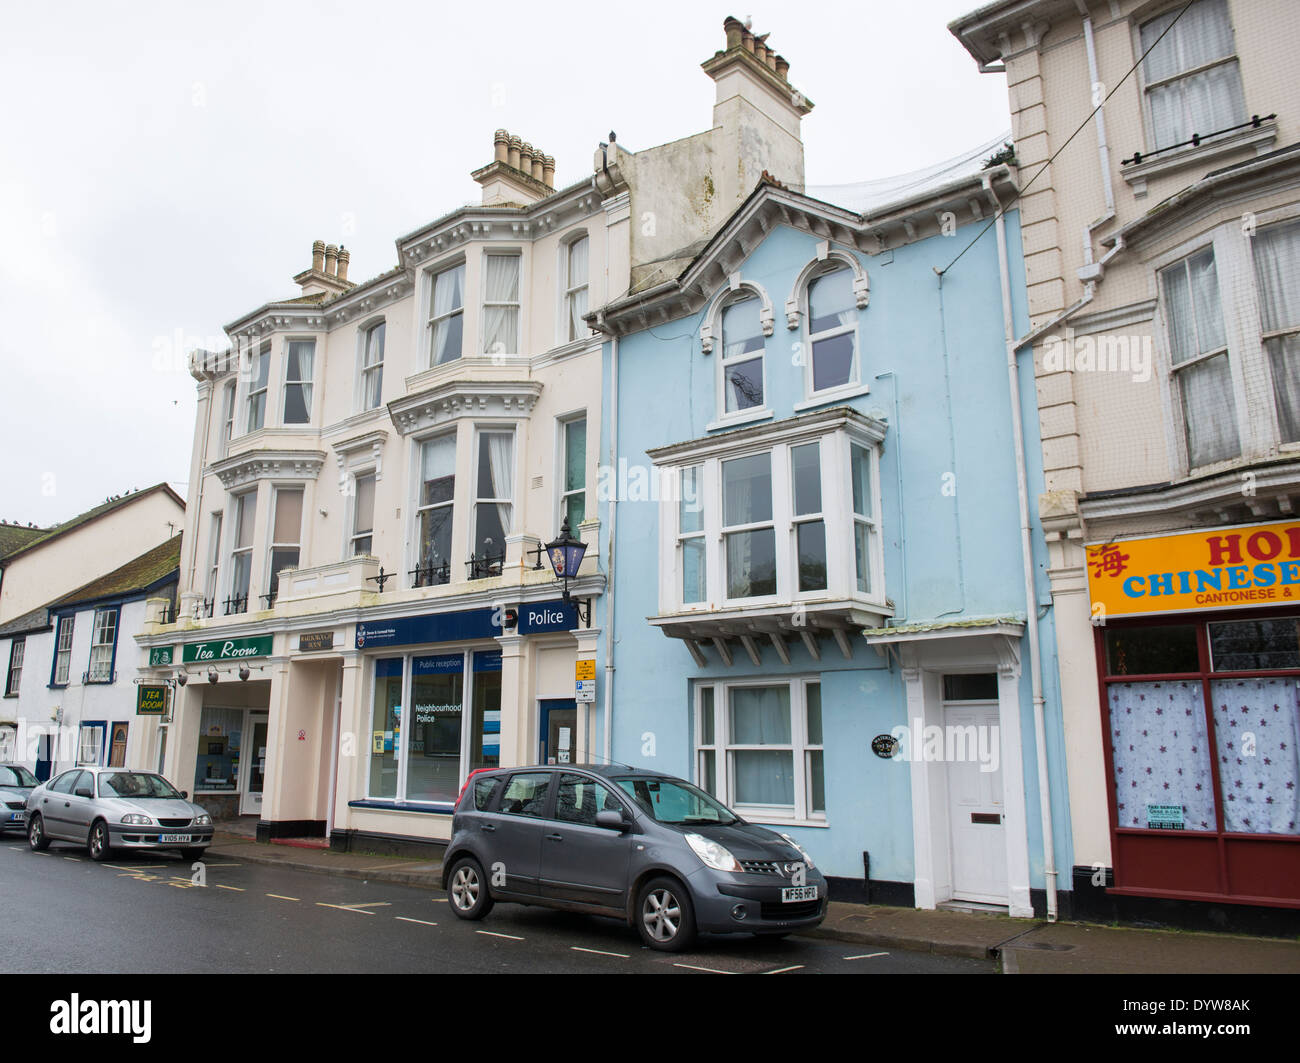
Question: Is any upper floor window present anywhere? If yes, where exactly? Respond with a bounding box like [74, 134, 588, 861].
[564, 236, 589, 342]
[267, 487, 303, 602]
[473, 430, 514, 572]
[87, 608, 118, 683]
[559, 415, 587, 530]
[361, 322, 385, 409]
[429, 263, 465, 366]
[1251, 220, 1300, 442]
[1140, 0, 1245, 152]
[220, 380, 236, 454]
[722, 452, 777, 599]
[229, 490, 256, 612]
[205, 513, 223, 612]
[482, 254, 521, 356]
[52, 616, 74, 686]
[282, 339, 315, 424]
[1160, 247, 1239, 468]
[246, 344, 270, 433]
[806, 265, 860, 394]
[720, 296, 766, 415]
[415, 434, 455, 586]
[5, 638, 24, 696]
[351, 473, 376, 556]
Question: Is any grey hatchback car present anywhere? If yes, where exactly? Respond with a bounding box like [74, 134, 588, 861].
[26, 767, 214, 861]
[441, 764, 827, 951]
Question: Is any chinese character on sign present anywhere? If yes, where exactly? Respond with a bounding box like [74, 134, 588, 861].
[1089, 544, 1131, 579]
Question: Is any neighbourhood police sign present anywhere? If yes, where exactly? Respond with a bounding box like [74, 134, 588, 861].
[517, 600, 577, 634]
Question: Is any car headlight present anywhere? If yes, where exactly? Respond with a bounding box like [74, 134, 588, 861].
[195, 814, 211, 826]
[120, 813, 153, 825]
[780, 833, 816, 870]
[685, 832, 742, 872]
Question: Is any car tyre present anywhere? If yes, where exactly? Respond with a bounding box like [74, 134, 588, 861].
[447, 857, 494, 920]
[87, 820, 113, 862]
[637, 876, 696, 952]
[181, 848, 207, 862]
[28, 814, 49, 852]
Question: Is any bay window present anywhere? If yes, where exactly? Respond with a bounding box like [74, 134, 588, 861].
[722, 453, 776, 600]
[350, 473, 376, 556]
[482, 254, 521, 356]
[472, 429, 514, 574]
[229, 490, 256, 612]
[428, 263, 465, 366]
[282, 339, 315, 424]
[246, 344, 270, 432]
[267, 487, 303, 602]
[678, 466, 706, 605]
[696, 678, 825, 822]
[220, 380, 236, 455]
[1251, 220, 1300, 442]
[204, 513, 223, 612]
[415, 434, 455, 586]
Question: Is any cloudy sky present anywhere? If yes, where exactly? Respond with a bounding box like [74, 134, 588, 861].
[0, 0, 1009, 527]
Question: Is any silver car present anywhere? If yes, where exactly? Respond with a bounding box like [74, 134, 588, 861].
[26, 767, 214, 861]
[0, 764, 37, 833]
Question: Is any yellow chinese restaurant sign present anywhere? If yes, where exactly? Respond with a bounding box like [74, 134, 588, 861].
[1087, 520, 1300, 618]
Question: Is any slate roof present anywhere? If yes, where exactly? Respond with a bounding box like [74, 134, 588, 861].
[51, 535, 182, 610]
[1, 484, 184, 565]
[0, 523, 47, 561]
[0, 604, 53, 639]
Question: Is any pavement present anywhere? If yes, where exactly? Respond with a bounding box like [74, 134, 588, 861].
[205, 831, 1300, 973]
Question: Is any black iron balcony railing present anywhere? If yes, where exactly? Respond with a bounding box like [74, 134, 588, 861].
[260, 590, 278, 609]
[1122, 113, 1276, 166]
[200, 598, 215, 618]
[411, 561, 451, 588]
[224, 595, 248, 616]
[466, 553, 505, 581]
[158, 605, 176, 625]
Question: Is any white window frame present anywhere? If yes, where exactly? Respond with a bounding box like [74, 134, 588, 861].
[52, 617, 74, 686]
[220, 379, 236, 456]
[677, 465, 707, 606]
[77, 724, 105, 767]
[358, 319, 386, 411]
[427, 259, 466, 367]
[1135, 0, 1246, 156]
[561, 233, 590, 344]
[246, 343, 271, 433]
[471, 426, 516, 567]
[349, 470, 377, 558]
[204, 512, 223, 612]
[5, 638, 23, 696]
[802, 262, 863, 400]
[412, 431, 458, 587]
[228, 489, 257, 611]
[281, 338, 315, 425]
[266, 485, 304, 601]
[717, 293, 769, 423]
[695, 676, 826, 825]
[87, 608, 117, 683]
[481, 250, 523, 358]
[556, 411, 587, 533]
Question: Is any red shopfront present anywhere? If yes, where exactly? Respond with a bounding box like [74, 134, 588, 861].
[1088, 521, 1300, 909]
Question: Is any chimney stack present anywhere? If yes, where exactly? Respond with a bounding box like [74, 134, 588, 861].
[472, 127, 557, 205]
[294, 238, 355, 296]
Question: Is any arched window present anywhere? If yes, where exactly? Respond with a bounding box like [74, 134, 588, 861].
[564, 234, 589, 342]
[806, 265, 859, 394]
[721, 296, 766, 413]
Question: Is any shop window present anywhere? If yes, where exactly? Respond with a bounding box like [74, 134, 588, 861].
[470, 650, 502, 773]
[406, 654, 464, 803]
[1104, 624, 1199, 675]
[1107, 680, 1217, 831]
[369, 658, 403, 799]
[1209, 616, 1300, 671]
[428, 262, 465, 366]
[1210, 677, 1300, 834]
[195, 708, 243, 791]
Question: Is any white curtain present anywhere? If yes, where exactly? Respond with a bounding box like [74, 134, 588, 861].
[486, 432, 514, 536]
[1143, 0, 1242, 149]
[1108, 681, 1218, 831]
[730, 687, 793, 807]
[482, 255, 520, 355]
[1254, 222, 1300, 440]
[431, 265, 464, 364]
[722, 297, 762, 359]
[567, 238, 589, 339]
[1210, 678, 1300, 835]
[1179, 355, 1240, 467]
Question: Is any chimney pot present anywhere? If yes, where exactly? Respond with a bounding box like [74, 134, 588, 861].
[337, 246, 350, 282]
[775, 55, 790, 80]
[742, 28, 754, 53]
[723, 16, 744, 50]
[494, 129, 510, 164]
[543, 154, 556, 188]
[311, 240, 326, 273]
[520, 142, 534, 176]
[324, 244, 339, 276]
[531, 150, 545, 182]
[508, 135, 522, 170]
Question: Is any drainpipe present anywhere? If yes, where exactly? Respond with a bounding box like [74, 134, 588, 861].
[1079, 6, 1116, 273]
[985, 173, 1059, 921]
[603, 333, 619, 763]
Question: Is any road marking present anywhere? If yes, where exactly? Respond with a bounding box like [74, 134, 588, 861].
[845, 952, 889, 960]
[8, 846, 23, 851]
[127, 864, 167, 869]
[764, 965, 804, 975]
[571, 946, 629, 959]
[216, 884, 245, 892]
[266, 894, 299, 902]
[475, 930, 524, 940]
[316, 903, 375, 915]
[396, 916, 439, 926]
[343, 901, 391, 909]
[64, 857, 81, 862]
[431, 898, 448, 903]
[200, 863, 241, 867]
[672, 962, 735, 974]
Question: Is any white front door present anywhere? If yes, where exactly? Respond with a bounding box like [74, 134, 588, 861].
[945, 703, 1007, 904]
[239, 714, 269, 816]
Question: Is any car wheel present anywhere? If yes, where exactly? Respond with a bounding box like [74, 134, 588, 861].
[87, 820, 113, 862]
[27, 814, 49, 852]
[180, 848, 207, 862]
[447, 857, 494, 920]
[637, 876, 696, 952]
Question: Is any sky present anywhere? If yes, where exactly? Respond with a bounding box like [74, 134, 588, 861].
[0, 0, 1010, 527]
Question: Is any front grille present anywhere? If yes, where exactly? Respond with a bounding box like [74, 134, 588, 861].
[158, 818, 192, 828]
[760, 899, 822, 921]
[740, 860, 781, 875]
[6, 801, 25, 811]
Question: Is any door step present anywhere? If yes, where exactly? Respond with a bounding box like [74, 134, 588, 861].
[937, 900, 1010, 915]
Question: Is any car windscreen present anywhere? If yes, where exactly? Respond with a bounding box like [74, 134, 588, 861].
[98, 772, 183, 800]
[0, 765, 37, 788]
[611, 776, 740, 826]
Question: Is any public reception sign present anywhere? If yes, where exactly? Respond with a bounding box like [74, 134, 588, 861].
[1087, 520, 1300, 618]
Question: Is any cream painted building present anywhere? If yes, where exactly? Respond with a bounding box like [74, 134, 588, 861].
[953, 0, 1300, 920]
[133, 18, 817, 851]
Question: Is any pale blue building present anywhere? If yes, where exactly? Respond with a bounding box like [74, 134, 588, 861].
[587, 149, 1074, 919]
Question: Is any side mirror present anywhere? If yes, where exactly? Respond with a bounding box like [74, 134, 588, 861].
[595, 810, 630, 832]
[75, 787, 93, 799]
[181, 791, 188, 800]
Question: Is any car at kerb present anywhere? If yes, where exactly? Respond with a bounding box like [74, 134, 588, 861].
[0, 764, 37, 833]
[441, 764, 827, 951]
[26, 767, 214, 861]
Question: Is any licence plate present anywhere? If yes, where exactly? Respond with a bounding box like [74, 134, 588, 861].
[782, 886, 819, 903]
[159, 834, 191, 843]
[9, 812, 23, 822]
